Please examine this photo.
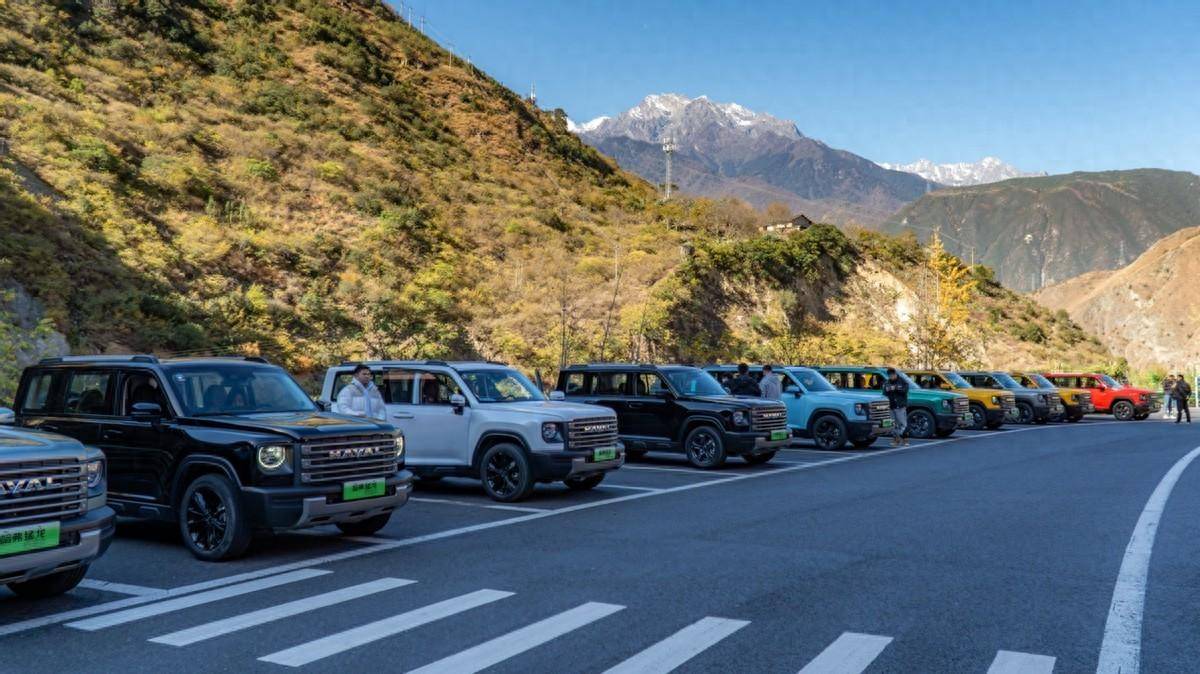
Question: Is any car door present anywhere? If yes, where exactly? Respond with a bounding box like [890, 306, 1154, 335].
[404, 370, 471, 467]
[103, 369, 179, 503]
[626, 372, 673, 440]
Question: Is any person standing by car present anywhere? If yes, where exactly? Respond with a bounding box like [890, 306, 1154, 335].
[1174, 374, 1191, 424]
[335, 363, 386, 421]
[728, 363, 762, 397]
[883, 367, 909, 446]
[1163, 374, 1176, 419]
[760, 364, 783, 400]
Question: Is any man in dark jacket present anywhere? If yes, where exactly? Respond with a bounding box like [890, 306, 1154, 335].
[882, 367, 909, 445]
[728, 363, 761, 397]
[1174, 374, 1191, 424]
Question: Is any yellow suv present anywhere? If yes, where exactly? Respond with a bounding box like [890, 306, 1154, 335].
[1010, 371, 1094, 423]
[906, 370, 1014, 430]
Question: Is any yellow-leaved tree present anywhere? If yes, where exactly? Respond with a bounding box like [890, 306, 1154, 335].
[907, 232, 980, 368]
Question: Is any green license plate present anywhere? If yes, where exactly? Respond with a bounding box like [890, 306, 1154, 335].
[0, 521, 60, 557]
[343, 478, 386, 502]
[770, 429, 789, 441]
[961, 413, 973, 422]
[592, 447, 617, 462]
[881, 418, 893, 428]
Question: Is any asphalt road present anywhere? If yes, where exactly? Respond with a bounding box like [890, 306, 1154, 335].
[3, 415, 1200, 673]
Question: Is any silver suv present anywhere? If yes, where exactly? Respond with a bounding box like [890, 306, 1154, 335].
[320, 361, 624, 502]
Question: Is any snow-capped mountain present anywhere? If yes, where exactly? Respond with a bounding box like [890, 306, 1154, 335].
[877, 157, 1043, 187]
[573, 93, 801, 144]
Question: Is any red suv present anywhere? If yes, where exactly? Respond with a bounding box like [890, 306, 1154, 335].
[1044, 373, 1160, 421]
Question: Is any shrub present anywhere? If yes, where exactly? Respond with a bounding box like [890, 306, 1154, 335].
[245, 158, 279, 181]
[315, 161, 346, 183]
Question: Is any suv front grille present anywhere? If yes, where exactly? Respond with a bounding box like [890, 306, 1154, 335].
[1000, 393, 1016, 411]
[952, 397, 969, 414]
[1077, 392, 1093, 408]
[1047, 392, 1062, 407]
[0, 459, 87, 526]
[868, 400, 890, 423]
[568, 417, 619, 451]
[300, 435, 398, 485]
[751, 405, 788, 432]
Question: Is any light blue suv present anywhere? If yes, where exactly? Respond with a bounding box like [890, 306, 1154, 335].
[704, 365, 892, 450]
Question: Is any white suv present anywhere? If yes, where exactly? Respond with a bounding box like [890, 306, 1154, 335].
[320, 361, 624, 501]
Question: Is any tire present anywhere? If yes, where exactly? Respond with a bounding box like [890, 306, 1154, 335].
[179, 473, 253, 562]
[1016, 402, 1035, 425]
[742, 451, 776, 465]
[851, 437, 877, 449]
[684, 425, 727, 468]
[480, 443, 536, 502]
[812, 415, 848, 450]
[1112, 400, 1135, 421]
[336, 513, 392, 537]
[907, 408, 935, 439]
[564, 474, 605, 490]
[968, 403, 987, 431]
[6, 566, 88, 598]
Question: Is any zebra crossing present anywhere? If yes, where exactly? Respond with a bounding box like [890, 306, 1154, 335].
[56, 569, 1058, 672]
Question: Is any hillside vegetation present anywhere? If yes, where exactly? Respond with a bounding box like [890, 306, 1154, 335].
[0, 0, 1114, 400]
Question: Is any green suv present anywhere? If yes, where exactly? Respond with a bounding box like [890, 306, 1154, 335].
[816, 366, 970, 439]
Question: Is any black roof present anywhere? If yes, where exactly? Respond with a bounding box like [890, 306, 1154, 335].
[561, 363, 695, 371]
[38, 355, 270, 367]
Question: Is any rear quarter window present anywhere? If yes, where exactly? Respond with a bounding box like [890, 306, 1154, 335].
[19, 371, 59, 413]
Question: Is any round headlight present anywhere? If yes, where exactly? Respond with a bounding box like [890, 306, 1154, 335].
[731, 411, 748, 426]
[86, 459, 104, 489]
[541, 422, 562, 443]
[941, 399, 952, 410]
[394, 434, 405, 458]
[257, 445, 288, 471]
[853, 403, 867, 416]
[991, 395, 1000, 404]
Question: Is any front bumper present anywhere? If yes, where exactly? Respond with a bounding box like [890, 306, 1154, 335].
[726, 431, 790, 455]
[241, 471, 414, 529]
[0, 506, 116, 584]
[846, 419, 885, 442]
[530, 445, 625, 481]
[936, 412, 963, 433]
[985, 407, 1007, 426]
[1136, 399, 1161, 413]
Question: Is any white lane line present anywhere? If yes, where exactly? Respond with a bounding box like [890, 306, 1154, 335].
[1096, 443, 1200, 674]
[620, 465, 724, 476]
[409, 601, 625, 674]
[150, 577, 415, 647]
[66, 569, 330, 631]
[988, 650, 1056, 673]
[601, 616, 749, 674]
[77, 580, 165, 596]
[0, 421, 1120, 638]
[797, 632, 893, 674]
[410, 496, 546, 513]
[258, 589, 514, 667]
[599, 484, 663, 492]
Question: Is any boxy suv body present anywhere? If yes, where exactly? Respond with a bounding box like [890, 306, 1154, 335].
[320, 361, 623, 502]
[704, 365, 891, 449]
[817, 366, 970, 439]
[1011, 372, 1094, 422]
[957, 371, 1062, 424]
[556, 364, 789, 468]
[13, 356, 412, 561]
[0, 409, 114, 598]
[906, 370, 1013, 430]
[1044, 373, 1158, 421]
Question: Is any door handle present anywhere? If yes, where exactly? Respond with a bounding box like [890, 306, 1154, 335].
[102, 429, 125, 440]
[40, 424, 60, 433]
[628, 402, 643, 409]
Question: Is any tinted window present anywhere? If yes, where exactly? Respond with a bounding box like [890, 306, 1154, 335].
[632, 373, 669, 396]
[165, 364, 315, 416]
[122, 372, 169, 415]
[64, 371, 114, 415]
[460, 369, 543, 402]
[912, 374, 939, 390]
[588, 372, 628, 396]
[663, 369, 727, 396]
[20, 372, 57, 413]
[417, 372, 462, 405]
[563, 373, 585, 394]
[788, 368, 835, 392]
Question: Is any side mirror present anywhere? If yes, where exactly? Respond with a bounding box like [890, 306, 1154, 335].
[131, 402, 163, 421]
[314, 399, 331, 412]
[0, 407, 14, 425]
[785, 385, 801, 398]
[450, 393, 466, 415]
[723, 386, 732, 395]
[549, 391, 566, 401]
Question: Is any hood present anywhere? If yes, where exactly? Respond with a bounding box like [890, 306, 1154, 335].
[808, 390, 886, 405]
[477, 400, 616, 421]
[689, 395, 785, 409]
[184, 411, 394, 440]
[914, 388, 965, 401]
[0, 427, 88, 462]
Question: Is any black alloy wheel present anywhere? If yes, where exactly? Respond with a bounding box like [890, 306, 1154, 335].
[969, 403, 987, 430]
[179, 474, 251, 561]
[685, 426, 727, 468]
[480, 443, 535, 502]
[1112, 400, 1135, 421]
[1016, 402, 1035, 424]
[812, 415, 848, 450]
[907, 409, 935, 439]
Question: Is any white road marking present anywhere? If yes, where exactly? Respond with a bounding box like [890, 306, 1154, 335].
[1096, 443, 1200, 674]
[988, 649, 1056, 673]
[77, 580, 164, 596]
[599, 484, 663, 492]
[408, 601, 625, 674]
[258, 589, 514, 667]
[149, 577, 415, 647]
[66, 569, 330, 631]
[410, 496, 546, 513]
[0, 422, 1119, 638]
[601, 616, 749, 674]
[797, 632, 893, 674]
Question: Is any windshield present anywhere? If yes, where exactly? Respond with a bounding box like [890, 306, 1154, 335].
[992, 373, 1023, 389]
[1029, 373, 1055, 389]
[165, 364, 316, 416]
[943, 372, 972, 388]
[1099, 374, 1124, 389]
[459, 369, 545, 402]
[664, 368, 728, 397]
[787, 368, 835, 392]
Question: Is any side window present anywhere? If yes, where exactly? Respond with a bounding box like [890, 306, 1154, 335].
[588, 372, 628, 396]
[381, 370, 415, 404]
[64, 371, 114, 416]
[1083, 377, 1100, 389]
[913, 375, 935, 390]
[417, 372, 462, 405]
[122, 372, 169, 416]
[20, 372, 58, 413]
[632, 373, 669, 396]
[563, 373, 585, 394]
[822, 371, 844, 388]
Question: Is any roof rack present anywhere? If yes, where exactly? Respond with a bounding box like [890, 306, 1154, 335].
[39, 354, 159, 365]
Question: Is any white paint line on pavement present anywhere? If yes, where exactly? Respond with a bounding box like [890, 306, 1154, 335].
[797, 632, 893, 674]
[601, 616, 749, 674]
[1095, 443, 1200, 674]
[408, 601, 625, 674]
[988, 649, 1056, 674]
[77, 580, 165, 596]
[599, 484, 663, 492]
[150, 577, 415, 647]
[409, 496, 546, 513]
[259, 589, 514, 667]
[0, 421, 1120, 639]
[66, 569, 331, 631]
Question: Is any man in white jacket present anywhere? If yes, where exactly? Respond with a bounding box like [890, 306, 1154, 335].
[335, 363, 386, 421]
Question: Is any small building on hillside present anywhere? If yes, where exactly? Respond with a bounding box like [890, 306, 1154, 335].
[762, 213, 813, 235]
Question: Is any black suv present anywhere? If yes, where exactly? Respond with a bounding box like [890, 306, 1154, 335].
[555, 364, 789, 468]
[12, 356, 413, 561]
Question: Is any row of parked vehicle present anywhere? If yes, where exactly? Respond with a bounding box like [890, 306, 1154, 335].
[0, 355, 1158, 598]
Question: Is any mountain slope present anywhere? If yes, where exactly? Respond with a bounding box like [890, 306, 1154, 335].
[1035, 226, 1200, 371]
[878, 157, 1042, 186]
[576, 94, 937, 225]
[880, 169, 1200, 291]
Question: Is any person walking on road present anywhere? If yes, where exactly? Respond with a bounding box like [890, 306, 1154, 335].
[335, 363, 386, 421]
[883, 367, 909, 446]
[759, 364, 783, 400]
[1173, 374, 1191, 424]
[728, 363, 762, 397]
[1163, 374, 1176, 419]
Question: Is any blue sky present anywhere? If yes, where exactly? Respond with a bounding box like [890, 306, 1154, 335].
[395, 0, 1200, 174]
